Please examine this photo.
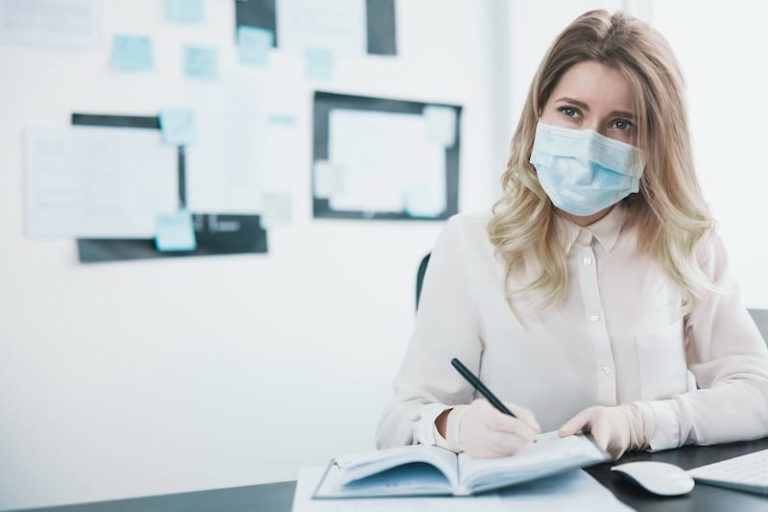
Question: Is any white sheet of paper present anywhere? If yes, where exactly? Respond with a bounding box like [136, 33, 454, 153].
[495, 469, 634, 512]
[327, 110, 446, 214]
[313, 160, 347, 199]
[0, 0, 101, 49]
[292, 467, 507, 512]
[260, 190, 293, 228]
[423, 106, 457, 147]
[24, 126, 177, 238]
[277, 0, 366, 56]
[292, 467, 633, 512]
[184, 73, 264, 213]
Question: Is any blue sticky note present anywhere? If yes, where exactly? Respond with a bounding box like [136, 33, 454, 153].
[403, 184, 444, 218]
[111, 35, 153, 72]
[237, 26, 273, 66]
[184, 45, 218, 80]
[159, 109, 195, 146]
[166, 0, 204, 23]
[306, 48, 334, 81]
[268, 114, 296, 127]
[155, 211, 197, 252]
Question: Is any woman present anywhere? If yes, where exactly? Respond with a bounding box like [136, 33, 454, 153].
[375, 10, 768, 459]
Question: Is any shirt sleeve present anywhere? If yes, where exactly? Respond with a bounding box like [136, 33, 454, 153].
[375, 216, 482, 450]
[644, 233, 768, 451]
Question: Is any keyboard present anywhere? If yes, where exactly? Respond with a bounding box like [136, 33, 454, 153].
[687, 448, 768, 496]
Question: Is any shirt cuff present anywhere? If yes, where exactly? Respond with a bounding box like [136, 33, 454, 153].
[644, 400, 682, 451]
[413, 403, 453, 447]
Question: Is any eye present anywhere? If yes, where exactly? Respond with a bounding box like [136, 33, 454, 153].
[611, 118, 633, 131]
[558, 105, 582, 119]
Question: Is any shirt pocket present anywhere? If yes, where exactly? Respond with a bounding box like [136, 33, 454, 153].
[635, 329, 689, 401]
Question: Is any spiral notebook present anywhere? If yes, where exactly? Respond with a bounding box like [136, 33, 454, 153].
[312, 432, 610, 498]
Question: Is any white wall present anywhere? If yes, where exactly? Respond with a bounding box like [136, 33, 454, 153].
[2, 1, 767, 510]
[651, 0, 768, 308]
[0, 1, 507, 509]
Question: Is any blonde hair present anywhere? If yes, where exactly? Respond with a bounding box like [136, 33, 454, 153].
[488, 9, 715, 316]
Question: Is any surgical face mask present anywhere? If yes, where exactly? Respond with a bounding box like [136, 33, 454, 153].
[529, 121, 645, 217]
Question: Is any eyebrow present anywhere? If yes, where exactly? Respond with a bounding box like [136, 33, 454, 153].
[555, 96, 635, 120]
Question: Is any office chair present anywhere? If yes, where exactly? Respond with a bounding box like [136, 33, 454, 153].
[415, 253, 431, 310]
[748, 309, 768, 346]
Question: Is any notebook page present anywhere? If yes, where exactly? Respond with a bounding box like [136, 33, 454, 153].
[333, 445, 459, 488]
[457, 432, 608, 494]
[298, 467, 508, 510]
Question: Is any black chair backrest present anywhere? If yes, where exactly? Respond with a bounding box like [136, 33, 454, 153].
[748, 309, 768, 346]
[415, 253, 431, 311]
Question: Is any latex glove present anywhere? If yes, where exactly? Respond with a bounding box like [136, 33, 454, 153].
[558, 403, 654, 459]
[444, 398, 541, 458]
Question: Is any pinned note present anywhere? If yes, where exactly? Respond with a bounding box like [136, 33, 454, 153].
[184, 45, 218, 80]
[237, 26, 273, 66]
[306, 48, 334, 81]
[423, 106, 457, 147]
[268, 114, 297, 127]
[159, 109, 195, 146]
[155, 211, 197, 252]
[314, 161, 346, 198]
[403, 183, 445, 218]
[111, 35, 153, 72]
[166, 0, 204, 23]
[260, 191, 293, 228]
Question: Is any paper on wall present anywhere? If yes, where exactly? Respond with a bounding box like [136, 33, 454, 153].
[0, 0, 101, 49]
[313, 160, 346, 199]
[260, 191, 293, 228]
[277, 0, 366, 56]
[326, 109, 446, 214]
[183, 71, 265, 213]
[423, 106, 457, 147]
[24, 126, 177, 238]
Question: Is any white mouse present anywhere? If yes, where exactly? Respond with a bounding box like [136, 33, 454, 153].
[611, 461, 695, 496]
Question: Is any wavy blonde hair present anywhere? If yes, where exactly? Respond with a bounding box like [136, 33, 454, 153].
[488, 10, 715, 316]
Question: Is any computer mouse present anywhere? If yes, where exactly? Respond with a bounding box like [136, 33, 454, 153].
[611, 461, 695, 496]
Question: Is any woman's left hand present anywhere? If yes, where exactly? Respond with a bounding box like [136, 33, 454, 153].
[558, 405, 640, 459]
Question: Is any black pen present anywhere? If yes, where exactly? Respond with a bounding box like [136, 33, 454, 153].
[450, 358, 517, 418]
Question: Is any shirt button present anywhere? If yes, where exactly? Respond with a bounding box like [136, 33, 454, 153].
[590, 314, 600, 322]
[601, 364, 611, 375]
[583, 256, 593, 265]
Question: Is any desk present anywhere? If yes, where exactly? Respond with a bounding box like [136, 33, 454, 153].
[22, 438, 768, 512]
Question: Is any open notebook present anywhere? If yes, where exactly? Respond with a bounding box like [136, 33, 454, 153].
[313, 432, 610, 498]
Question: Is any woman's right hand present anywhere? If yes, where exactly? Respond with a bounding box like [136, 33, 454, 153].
[444, 398, 541, 458]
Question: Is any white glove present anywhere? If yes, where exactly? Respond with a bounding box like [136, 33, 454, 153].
[558, 403, 655, 459]
[443, 398, 541, 458]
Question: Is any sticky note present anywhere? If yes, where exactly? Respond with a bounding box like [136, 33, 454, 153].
[423, 106, 457, 147]
[166, 0, 204, 23]
[260, 191, 293, 228]
[183, 45, 217, 80]
[305, 48, 334, 81]
[155, 211, 197, 252]
[237, 26, 273, 66]
[268, 114, 296, 127]
[313, 161, 346, 198]
[403, 184, 445, 218]
[159, 109, 195, 146]
[111, 35, 153, 72]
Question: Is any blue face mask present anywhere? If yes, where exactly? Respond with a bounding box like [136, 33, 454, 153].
[529, 121, 645, 217]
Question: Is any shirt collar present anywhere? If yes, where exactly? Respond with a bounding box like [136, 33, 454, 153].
[555, 203, 628, 254]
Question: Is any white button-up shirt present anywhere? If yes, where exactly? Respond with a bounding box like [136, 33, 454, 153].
[376, 205, 768, 451]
